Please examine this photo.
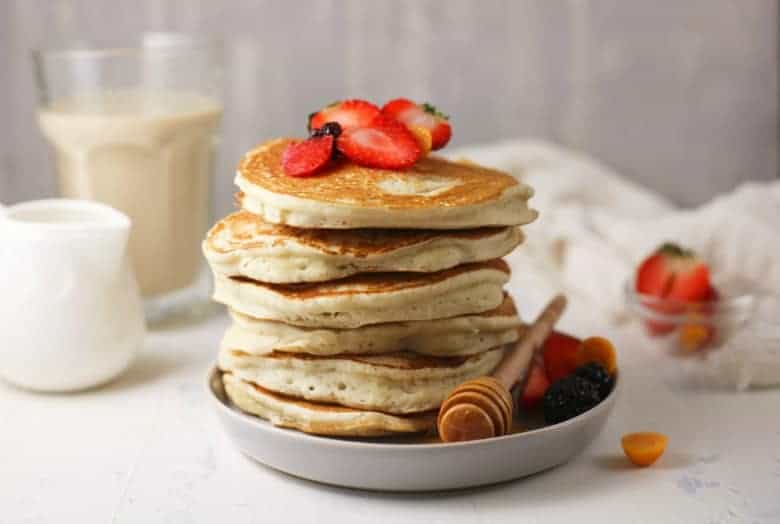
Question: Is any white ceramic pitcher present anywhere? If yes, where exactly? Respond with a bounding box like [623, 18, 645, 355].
[0, 199, 145, 391]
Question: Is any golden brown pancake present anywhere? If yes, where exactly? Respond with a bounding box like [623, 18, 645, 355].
[234, 259, 509, 299]
[211, 259, 511, 328]
[222, 372, 437, 436]
[219, 345, 506, 413]
[235, 139, 538, 229]
[241, 139, 520, 208]
[208, 210, 515, 255]
[222, 293, 524, 357]
[203, 210, 523, 283]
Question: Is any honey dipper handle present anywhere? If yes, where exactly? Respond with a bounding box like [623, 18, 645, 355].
[492, 294, 568, 390]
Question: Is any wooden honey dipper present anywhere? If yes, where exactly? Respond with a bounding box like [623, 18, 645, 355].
[437, 294, 567, 442]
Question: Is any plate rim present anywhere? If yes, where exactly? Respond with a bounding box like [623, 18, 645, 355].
[206, 365, 619, 450]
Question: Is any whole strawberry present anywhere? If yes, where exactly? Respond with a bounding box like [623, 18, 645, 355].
[635, 243, 715, 335]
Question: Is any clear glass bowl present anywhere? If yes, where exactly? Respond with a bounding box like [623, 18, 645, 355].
[623, 280, 757, 352]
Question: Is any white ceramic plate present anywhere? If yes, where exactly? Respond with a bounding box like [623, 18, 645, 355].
[207, 367, 618, 491]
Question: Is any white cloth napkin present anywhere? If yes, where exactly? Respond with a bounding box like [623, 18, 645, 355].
[449, 140, 780, 389]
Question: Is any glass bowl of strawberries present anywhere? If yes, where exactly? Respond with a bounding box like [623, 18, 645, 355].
[624, 243, 756, 353]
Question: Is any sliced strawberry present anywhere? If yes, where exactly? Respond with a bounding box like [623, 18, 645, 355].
[636, 252, 672, 296]
[635, 243, 712, 336]
[542, 331, 583, 382]
[336, 116, 421, 169]
[282, 135, 334, 177]
[520, 363, 550, 409]
[308, 99, 380, 133]
[636, 243, 710, 300]
[636, 249, 677, 334]
[644, 262, 710, 336]
[667, 263, 710, 302]
[381, 98, 452, 150]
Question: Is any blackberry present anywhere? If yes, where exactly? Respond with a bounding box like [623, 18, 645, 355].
[575, 362, 614, 398]
[542, 375, 602, 425]
[311, 121, 342, 139]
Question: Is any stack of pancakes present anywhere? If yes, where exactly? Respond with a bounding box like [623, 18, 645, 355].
[204, 138, 538, 437]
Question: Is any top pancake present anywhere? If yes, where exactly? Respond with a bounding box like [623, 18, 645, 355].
[236, 138, 538, 229]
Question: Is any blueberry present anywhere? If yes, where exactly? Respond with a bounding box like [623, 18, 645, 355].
[311, 121, 342, 139]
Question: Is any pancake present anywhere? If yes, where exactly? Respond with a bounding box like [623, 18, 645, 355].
[212, 259, 510, 328]
[223, 373, 436, 437]
[203, 210, 523, 283]
[219, 345, 506, 414]
[222, 293, 524, 357]
[235, 139, 538, 229]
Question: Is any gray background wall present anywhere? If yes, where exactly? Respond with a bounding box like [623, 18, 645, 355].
[1, 0, 777, 220]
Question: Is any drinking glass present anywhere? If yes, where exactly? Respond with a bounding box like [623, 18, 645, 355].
[33, 34, 223, 323]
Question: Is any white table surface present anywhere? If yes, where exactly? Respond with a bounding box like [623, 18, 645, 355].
[3, 296, 780, 524]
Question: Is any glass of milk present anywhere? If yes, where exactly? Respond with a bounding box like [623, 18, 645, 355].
[33, 34, 223, 324]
